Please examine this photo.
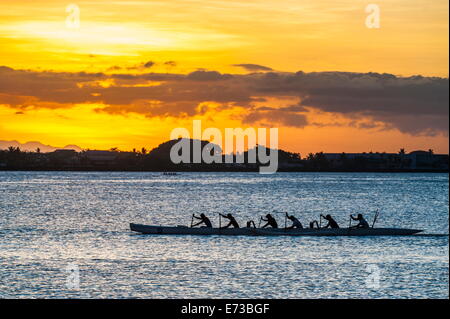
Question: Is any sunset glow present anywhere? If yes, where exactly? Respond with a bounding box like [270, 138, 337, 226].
[0, 0, 448, 154]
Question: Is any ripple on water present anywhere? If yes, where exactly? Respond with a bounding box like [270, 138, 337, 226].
[0, 171, 448, 298]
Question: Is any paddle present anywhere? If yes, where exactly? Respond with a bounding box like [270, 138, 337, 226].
[284, 212, 287, 230]
[272, 210, 290, 230]
[347, 214, 357, 234]
[190, 214, 194, 228]
[372, 210, 380, 228]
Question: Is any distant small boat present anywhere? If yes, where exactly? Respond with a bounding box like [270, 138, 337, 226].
[162, 172, 178, 176]
[130, 223, 423, 237]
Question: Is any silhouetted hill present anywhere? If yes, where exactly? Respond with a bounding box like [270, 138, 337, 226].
[148, 138, 221, 162]
[0, 140, 82, 153]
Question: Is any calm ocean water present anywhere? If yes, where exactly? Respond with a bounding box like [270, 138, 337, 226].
[0, 171, 448, 299]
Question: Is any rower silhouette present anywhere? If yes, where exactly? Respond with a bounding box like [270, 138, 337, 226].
[321, 214, 339, 229]
[350, 213, 370, 229]
[285, 213, 303, 229]
[261, 214, 278, 228]
[246, 220, 256, 228]
[192, 213, 212, 228]
[309, 220, 320, 229]
[220, 213, 240, 228]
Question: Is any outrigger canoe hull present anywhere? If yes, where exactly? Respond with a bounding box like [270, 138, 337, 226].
[130, 223, 423, 237]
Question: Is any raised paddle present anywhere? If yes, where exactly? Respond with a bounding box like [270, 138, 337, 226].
[372, 210, 380, 228]
[284, 212, 287, 229]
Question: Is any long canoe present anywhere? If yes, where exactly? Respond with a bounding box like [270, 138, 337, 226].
[130, 223, 423, 236]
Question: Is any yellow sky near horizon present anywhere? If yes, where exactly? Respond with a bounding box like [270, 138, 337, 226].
[0, 0, 448, 154]
[1, 0, 448, 75]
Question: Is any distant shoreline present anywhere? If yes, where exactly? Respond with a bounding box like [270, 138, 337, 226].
[2, 139, 448, 173]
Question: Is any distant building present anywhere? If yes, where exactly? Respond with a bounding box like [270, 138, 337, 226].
[48, 149, 79, 167]
[323, 152, 393, 161]
[322, 151, 448, 170]
[406, 150, 449, 169]
[84, 150, 118, 166]
[52, 149, 77, 155]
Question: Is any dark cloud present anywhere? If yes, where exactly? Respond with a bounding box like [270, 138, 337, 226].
[247, 71, 449, 134]
[186, 70, 233, 81]
[233, 64, 273, 72]
[107, 61, 156, 72]
[107, 66, 122, 71]
[356, 122, 380, 129]
[164, 61, 176, 67]
[243, 106, 308, 128]
[255, 105, 308, 112]
[0, 66, 447, 136]
[143, 61, 155, 68]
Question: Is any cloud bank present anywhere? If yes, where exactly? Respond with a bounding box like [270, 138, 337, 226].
[233, 64, 273, 72]
[0, 66, 448, 135]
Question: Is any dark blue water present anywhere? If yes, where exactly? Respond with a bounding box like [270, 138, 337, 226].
[0, 172, 448, 298]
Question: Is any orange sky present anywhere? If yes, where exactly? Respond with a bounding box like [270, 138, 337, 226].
[0, 0, 448, 155]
